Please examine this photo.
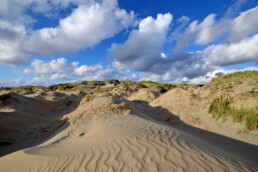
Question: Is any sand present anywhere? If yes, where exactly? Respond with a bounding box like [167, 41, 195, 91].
[0, 89, 258, 171]
[0, 90, 258, 172]
[0, 115, 257, 171]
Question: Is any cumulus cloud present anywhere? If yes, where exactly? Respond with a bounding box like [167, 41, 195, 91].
[110, 13, 172, 73]
[0, 0, 94, 22]
[172, 6, 258, 51]
[0, 19, 30, 65]
[49, 73, 71, 81]
[79, 68, 122, 81]
[24, 57, 122, 83]
[1, 1, 257, 86]
[25, 0, 135, 55]
[110, 6, 258, 83]
[205, 34, 258, 66]
[0, 0, 135, 65]
[24, 58, 78, 75]
[73, 64, 103, 77]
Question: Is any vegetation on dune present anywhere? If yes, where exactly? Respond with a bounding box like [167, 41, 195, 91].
[208, 71, 258, 86]
[0, 94, 11, 107]
[106, 79, 120, 84]
[48, 84, 74, 91]
[177, 83, 200, 89]
[212, 71, 258, 81]
[209, 95, 258, 130]
[118, 81, 146, 88]
[11, 86, 48, 92]
[87, 81, 105, 87]
[138, 81, 177, 90]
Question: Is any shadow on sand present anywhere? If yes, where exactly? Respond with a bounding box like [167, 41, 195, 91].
[128, 99, 258, 167]
[0, 92, 84, 157]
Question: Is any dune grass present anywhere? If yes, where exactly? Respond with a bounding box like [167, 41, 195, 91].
[209, 95, 258, 130]
[118, 81, 146, 88]
[138, 81, 177, 90]
[209, 71, 258, 85]
[11, 86, 48, 92]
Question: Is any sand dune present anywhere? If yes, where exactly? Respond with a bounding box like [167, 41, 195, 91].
[0, 90, 84, 156]
[0, 91, 257, 171]
[1, 115, 257, 171]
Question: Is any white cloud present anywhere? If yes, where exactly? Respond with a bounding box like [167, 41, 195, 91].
[0, 19, 30, 65]
[0, 0, 135, 66]
[25, 0, 135, 55]
[23, 57, 122, 83]
[110, 13, 172, 72]
[172, 6, 258, 51]
[24, 58, 78, 75]
[0, 0, 94, 22]
[161, 53, 167, 58]
[49, 73, 71, 81]
[171, 14, 218, 51]
[79, 68, 122, 81]
[229, 6, 258, 42]
[205, 34, 258, 66]
[73, 64, 103, 77]
[123, 73, 139, 81]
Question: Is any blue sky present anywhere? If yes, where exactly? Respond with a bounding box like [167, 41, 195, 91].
[0, 0, 257, 87]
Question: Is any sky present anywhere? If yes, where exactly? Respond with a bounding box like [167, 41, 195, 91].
[0, 0, 258, 87]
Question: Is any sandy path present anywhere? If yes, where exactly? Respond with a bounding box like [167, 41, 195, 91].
[0, 115, 257, 172]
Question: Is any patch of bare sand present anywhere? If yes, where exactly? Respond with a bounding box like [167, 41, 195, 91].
[0, 90, 84, 156]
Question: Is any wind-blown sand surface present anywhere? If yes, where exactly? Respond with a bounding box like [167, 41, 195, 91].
[0, 91, 257, 171]
[0, 115, 257, 171]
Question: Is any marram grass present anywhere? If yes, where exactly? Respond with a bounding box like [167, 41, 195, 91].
[209, 95, 258, 130]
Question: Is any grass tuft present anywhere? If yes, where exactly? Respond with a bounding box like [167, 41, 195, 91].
[209, 95, 258, 130]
